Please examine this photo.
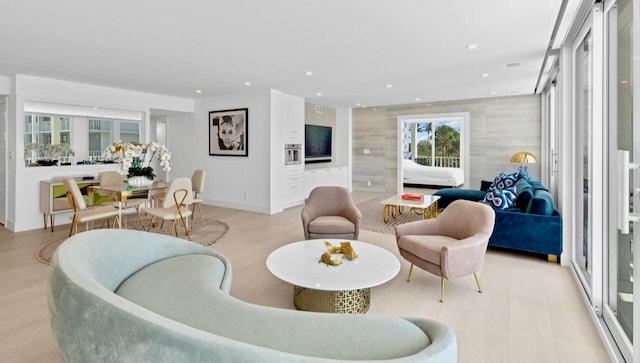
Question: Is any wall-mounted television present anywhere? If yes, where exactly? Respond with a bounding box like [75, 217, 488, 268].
[305, 124, 332, 163]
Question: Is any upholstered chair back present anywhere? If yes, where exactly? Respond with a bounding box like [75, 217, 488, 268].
[305, 186, 354, 217]
[434, 200, 495, 241]
[62, 178, 87, 210]
[192, 169, 206, 194]
[99, 171, 123, 187]
[162, 177, 194, 209]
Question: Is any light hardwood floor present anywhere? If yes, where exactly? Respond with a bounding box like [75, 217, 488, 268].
[0, 192, 609, 363]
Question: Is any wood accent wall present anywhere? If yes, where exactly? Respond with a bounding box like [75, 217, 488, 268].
[352, 94, 541, 193]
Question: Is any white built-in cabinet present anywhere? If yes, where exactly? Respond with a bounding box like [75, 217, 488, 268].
[280, 93, 305, 208]
[304, 166, 349, 197]
[282, 95, 304, 143]
[282, 165, 304, 208]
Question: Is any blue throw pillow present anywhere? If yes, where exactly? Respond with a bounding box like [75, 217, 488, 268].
[483, 187, 517, 210]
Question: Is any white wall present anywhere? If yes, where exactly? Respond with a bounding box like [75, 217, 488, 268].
[0, 75, 10, 94]
[168, 90, 275, 214]
[8, 75, 194, 232]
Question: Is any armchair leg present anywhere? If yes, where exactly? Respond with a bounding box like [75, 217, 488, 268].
[474, 272, 483, 293]
[407, 264, 414, 282]
[440, 277, 445, 303]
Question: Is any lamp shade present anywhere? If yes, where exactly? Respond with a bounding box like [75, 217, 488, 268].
[510, 151, 537, 165]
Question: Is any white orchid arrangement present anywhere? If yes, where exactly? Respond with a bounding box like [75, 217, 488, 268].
[103, 141, 172, 178]
[24, 143, 75, 159]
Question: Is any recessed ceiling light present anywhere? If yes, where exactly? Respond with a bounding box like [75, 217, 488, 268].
[481, 73, 490, 78]
[316, 92, 322, 96]
[195, 89, 202, 94]
[506, 62, 521, 68]
[386, 84, 393, 88]
[621, 80, 629, 84]
[356, 103, 361, 106]
[305, 71, 313, 76]
[244, 81, 251, 86]
[490, 91, 496, 95]
[415, 98, 420, 102]
[466, 44, 478, 50]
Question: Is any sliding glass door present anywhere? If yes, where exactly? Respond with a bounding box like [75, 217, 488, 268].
[573, 20, 594, 287]
[605, 0, 636, 359]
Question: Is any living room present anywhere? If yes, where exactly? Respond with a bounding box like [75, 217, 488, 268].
[0, 1, 636, 362]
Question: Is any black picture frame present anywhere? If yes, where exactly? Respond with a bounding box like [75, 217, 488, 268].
[209, 108, 248, 157]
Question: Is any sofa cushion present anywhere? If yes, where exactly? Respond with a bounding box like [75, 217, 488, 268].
[116, 254, 432, 361]
[514, 178, 534, 212]
[308, 215, 355, 234]
[527, 189, 556, 216]
[483, 187, 517, 210]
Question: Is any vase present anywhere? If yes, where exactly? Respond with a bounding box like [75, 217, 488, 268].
[128, 176, 154, 187]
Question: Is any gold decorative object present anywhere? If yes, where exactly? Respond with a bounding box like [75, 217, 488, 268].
[510, 151, 537, 166]
[323, 241, 358, 261]
[319, 252, 342, 266]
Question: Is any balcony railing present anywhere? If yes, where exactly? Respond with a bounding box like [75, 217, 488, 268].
[415, 156, 460, 168]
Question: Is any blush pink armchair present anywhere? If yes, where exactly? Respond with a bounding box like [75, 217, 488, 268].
[394, 199, 495, 303]
[301, 186, 362, 240]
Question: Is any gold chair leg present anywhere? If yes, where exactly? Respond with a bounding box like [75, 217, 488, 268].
[68, 222, 75, 237]
[196, 204, 205, 225]
[440, 277, 445, 303]
[135, 207, 144, 227]
[146, 217, 155, 232]
[407, 264, 414, 282]
[474, 272, 483, 293]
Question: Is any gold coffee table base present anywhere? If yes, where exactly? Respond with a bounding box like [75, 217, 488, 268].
[383, 200, 438, 223]
[293, 286, 370, 314]
[382, 205, 404, 224]
[408, 201, 439, 221]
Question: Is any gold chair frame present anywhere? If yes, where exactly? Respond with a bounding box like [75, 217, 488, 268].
[146, 188, 192, 241]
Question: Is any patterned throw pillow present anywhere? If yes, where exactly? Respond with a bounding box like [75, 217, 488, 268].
[488, 172, 520, 192]
[483, 187, 517, 210]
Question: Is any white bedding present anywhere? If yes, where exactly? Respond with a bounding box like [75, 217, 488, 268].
[402, 159, 464, 187]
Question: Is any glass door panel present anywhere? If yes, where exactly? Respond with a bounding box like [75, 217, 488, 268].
[575, 27, 594, 283]
[606, 0, 634, 358]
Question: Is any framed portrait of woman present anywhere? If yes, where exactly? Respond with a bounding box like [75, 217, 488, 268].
[208, 108, 248, 156]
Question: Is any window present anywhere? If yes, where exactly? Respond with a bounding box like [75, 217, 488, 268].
[24, 112, 142, 165]
[24, 113, 74, 165]
[88, 119, 141, 161]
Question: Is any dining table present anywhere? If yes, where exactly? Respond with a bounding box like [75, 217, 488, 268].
[89, 183, 167, 229]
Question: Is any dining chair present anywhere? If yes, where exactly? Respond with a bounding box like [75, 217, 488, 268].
[191, 169, 206, 225]
[62, 178, 122, 237]
[98, 171, 146, 226]
[141, 177, 194, 240]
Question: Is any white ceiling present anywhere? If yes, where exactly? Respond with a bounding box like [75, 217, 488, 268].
[0, 1, 562, 108]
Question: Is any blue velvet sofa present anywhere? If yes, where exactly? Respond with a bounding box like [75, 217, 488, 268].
[48, 229, 457, 362]
[433, 174, 562, 262]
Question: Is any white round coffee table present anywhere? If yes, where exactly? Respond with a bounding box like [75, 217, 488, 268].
[266, 239, 400, 313]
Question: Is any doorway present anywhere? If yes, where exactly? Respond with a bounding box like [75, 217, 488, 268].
[396, 112, 469, 195]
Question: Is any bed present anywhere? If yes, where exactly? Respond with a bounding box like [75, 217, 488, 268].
[402, 159, 464, 187]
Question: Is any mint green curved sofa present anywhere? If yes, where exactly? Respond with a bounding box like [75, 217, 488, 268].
[48, 229, 457, 362]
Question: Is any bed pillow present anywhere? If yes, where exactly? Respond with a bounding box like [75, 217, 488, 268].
[483, 187, 517, 210]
